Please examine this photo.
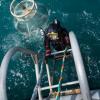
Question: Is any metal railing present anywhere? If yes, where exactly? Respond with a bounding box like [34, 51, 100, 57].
[69, 31, 91, 100]
[0, 47, 42, 100]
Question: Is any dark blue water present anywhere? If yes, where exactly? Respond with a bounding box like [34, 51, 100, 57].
[0, 0, 100, 100]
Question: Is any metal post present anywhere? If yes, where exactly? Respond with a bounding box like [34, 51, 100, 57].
[34, 55, 42, 100]
[46, 63, 53, 93]
[69, 31, 91, 100]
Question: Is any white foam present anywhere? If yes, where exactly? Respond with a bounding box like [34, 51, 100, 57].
[83, 10, 89, 16]
[2, 33, 22, 53]
[62, 13, 69, 17]
[0, 0, 2, 7]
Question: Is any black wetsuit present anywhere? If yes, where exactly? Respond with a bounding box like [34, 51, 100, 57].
[44, 21, 70, 56]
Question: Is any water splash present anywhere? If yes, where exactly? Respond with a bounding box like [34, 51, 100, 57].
[1, 33, 23, 53]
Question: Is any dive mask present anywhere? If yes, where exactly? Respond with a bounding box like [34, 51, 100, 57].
[47, 32, 59, 40]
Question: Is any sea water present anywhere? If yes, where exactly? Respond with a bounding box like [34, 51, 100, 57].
[0, 0, 100, 100]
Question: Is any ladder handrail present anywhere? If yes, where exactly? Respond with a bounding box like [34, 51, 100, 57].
[0, 47, 37, 100]
[69, 31, 91, 100]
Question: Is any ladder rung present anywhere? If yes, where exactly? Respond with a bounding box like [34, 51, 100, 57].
[55, 53, 71, 60]
[41, 81, 79, 91]
[51, 89, 81, 96]
[48, 49, 72, 56]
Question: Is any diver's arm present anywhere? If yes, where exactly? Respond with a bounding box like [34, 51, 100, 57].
[44, 36, 51, 56]
[62, 28, 70, 45]
[62, 28, 69, 37]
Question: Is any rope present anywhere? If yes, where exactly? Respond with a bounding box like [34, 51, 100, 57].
[56, 48, 67, 100]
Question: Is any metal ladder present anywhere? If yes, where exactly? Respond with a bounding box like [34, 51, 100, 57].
[0, 32, 91, 100]
[37, 31, 91, 100]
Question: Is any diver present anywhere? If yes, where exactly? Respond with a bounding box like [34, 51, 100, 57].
[44, 19, 70, 57]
